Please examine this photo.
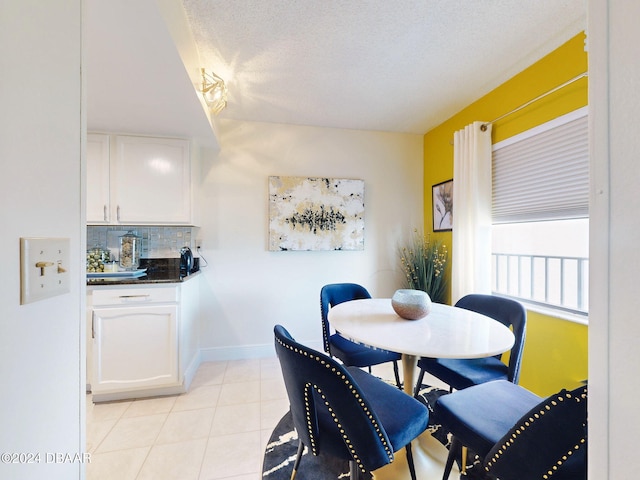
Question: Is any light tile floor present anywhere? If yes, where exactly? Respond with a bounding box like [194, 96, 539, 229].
[86, 357, 292, 480]
[86, 358, 415, 480]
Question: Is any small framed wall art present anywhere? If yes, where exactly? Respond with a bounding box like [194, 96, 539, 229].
[432, 179, 453, 231]
[268, 176, 365, 251]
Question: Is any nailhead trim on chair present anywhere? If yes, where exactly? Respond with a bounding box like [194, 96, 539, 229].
[320, 297, 331, 354]
[484, 388, 587, 478]
[277, 336, 394, 473]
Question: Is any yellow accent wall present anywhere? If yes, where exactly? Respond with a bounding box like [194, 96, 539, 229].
[423, 33, 588, 396]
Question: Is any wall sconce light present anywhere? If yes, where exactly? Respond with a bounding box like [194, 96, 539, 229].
[200, 68, 227, 114]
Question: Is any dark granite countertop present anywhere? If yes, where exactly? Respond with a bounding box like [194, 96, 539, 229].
[86, 258, 200, 286]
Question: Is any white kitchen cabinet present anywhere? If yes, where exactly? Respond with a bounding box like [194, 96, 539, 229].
[92, 304, 178, 392]
[89, 280, 199, 402]
[86, 133, 193, 225]
[113, 135, 191, 224]
[86, 133, 111, 223]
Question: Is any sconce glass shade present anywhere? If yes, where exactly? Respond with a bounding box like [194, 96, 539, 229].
[200, 68, 227, 114]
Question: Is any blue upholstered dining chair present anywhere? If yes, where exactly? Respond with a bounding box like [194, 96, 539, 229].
[274, 324, 430, 480]
[435, 379, 587, 480]
[414, 294, 527, 395]
[321, 283, 402, 388]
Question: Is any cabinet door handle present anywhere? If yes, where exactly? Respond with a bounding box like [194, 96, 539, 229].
[117, 205, 121, 222]
[118, 294, 152, 303]
[91, 313, 95, 339]
[103, 205, 108, 222]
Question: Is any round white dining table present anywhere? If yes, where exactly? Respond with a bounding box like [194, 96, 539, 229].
[329, 298, 515, 394]
[328, 297, 516, 480]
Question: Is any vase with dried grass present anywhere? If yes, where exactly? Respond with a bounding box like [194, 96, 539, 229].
[399, 230, 449, 304]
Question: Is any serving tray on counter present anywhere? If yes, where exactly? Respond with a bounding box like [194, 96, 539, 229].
[87, 268, 147, 278]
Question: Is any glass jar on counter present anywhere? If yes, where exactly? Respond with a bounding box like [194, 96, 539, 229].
[86, 245, 110, 273]
[119, 230, 141, 270]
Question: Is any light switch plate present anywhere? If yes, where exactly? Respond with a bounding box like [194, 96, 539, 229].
[20, 237, 70, 305]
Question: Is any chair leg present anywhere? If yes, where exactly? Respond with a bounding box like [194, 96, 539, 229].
[290, 439, 304, 480]
[349, 460, 360, 480]
[405, 441, 418, 480]
[461, 445, 468, 474]
[442, 437, 461, 480]
[393, 360, 402, 389]
[413, 367, 426, 397]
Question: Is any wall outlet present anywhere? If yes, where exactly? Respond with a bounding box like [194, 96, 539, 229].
[20, 237, 70, 305]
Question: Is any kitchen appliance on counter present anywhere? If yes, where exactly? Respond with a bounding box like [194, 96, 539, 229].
[180, 246, 197, 275]
[143, 256, 199, 279]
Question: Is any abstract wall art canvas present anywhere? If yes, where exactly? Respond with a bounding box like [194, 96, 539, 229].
[268, 176, 365, 251]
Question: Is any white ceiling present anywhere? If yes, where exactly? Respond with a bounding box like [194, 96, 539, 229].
[86, 0, 217, 144]
[181, 0, 586, 134]
[86, 1, 586, 139]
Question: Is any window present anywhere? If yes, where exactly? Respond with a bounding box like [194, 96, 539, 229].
[491, 107, 589, 318]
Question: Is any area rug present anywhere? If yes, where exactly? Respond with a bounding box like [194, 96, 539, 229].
[261, 384, 489, 480]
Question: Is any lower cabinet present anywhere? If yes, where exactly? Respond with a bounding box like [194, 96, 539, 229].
[88, 280, 199, 402]
[92, 304, 179, 392]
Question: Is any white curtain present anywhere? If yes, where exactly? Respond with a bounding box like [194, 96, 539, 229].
[451, 121, 493, 303]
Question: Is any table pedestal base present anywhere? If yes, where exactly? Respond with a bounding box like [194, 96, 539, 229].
[372, 353, 459, 480]
[401, 354, 418, 396]
[372, 430, 458, 480]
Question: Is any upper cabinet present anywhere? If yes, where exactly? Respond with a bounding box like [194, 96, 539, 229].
[87, 134, 111, 223]
[87, 134, 194, 225]
[112, 135, 192, 224]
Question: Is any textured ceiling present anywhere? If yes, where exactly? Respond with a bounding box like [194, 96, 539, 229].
[85, 1, 586, 140]
[182, 0, 586, 134]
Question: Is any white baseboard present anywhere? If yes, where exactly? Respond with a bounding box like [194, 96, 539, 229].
[198, 339, 324, 362]
[90, 341, 327, 402]
[92, 383, 186, 403]
[199, 343, 276, 362]
[182, 351, 201, 391]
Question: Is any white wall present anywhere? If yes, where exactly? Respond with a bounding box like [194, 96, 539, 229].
[0, 2, 85, 480]
[589, 1, 640, 478]
[196, 119, 423, 359]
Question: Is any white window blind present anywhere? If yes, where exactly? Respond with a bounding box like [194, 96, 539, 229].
[492, 107, 589, 224]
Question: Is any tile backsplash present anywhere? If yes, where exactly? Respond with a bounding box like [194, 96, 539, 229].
[87, 226, 197, 259]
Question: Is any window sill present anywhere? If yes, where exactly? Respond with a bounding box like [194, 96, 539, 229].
[491, 293, 588, 325]
[519, 300, 588, 326]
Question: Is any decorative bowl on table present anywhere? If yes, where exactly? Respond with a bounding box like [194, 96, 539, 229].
[391, 289, 432, 320]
